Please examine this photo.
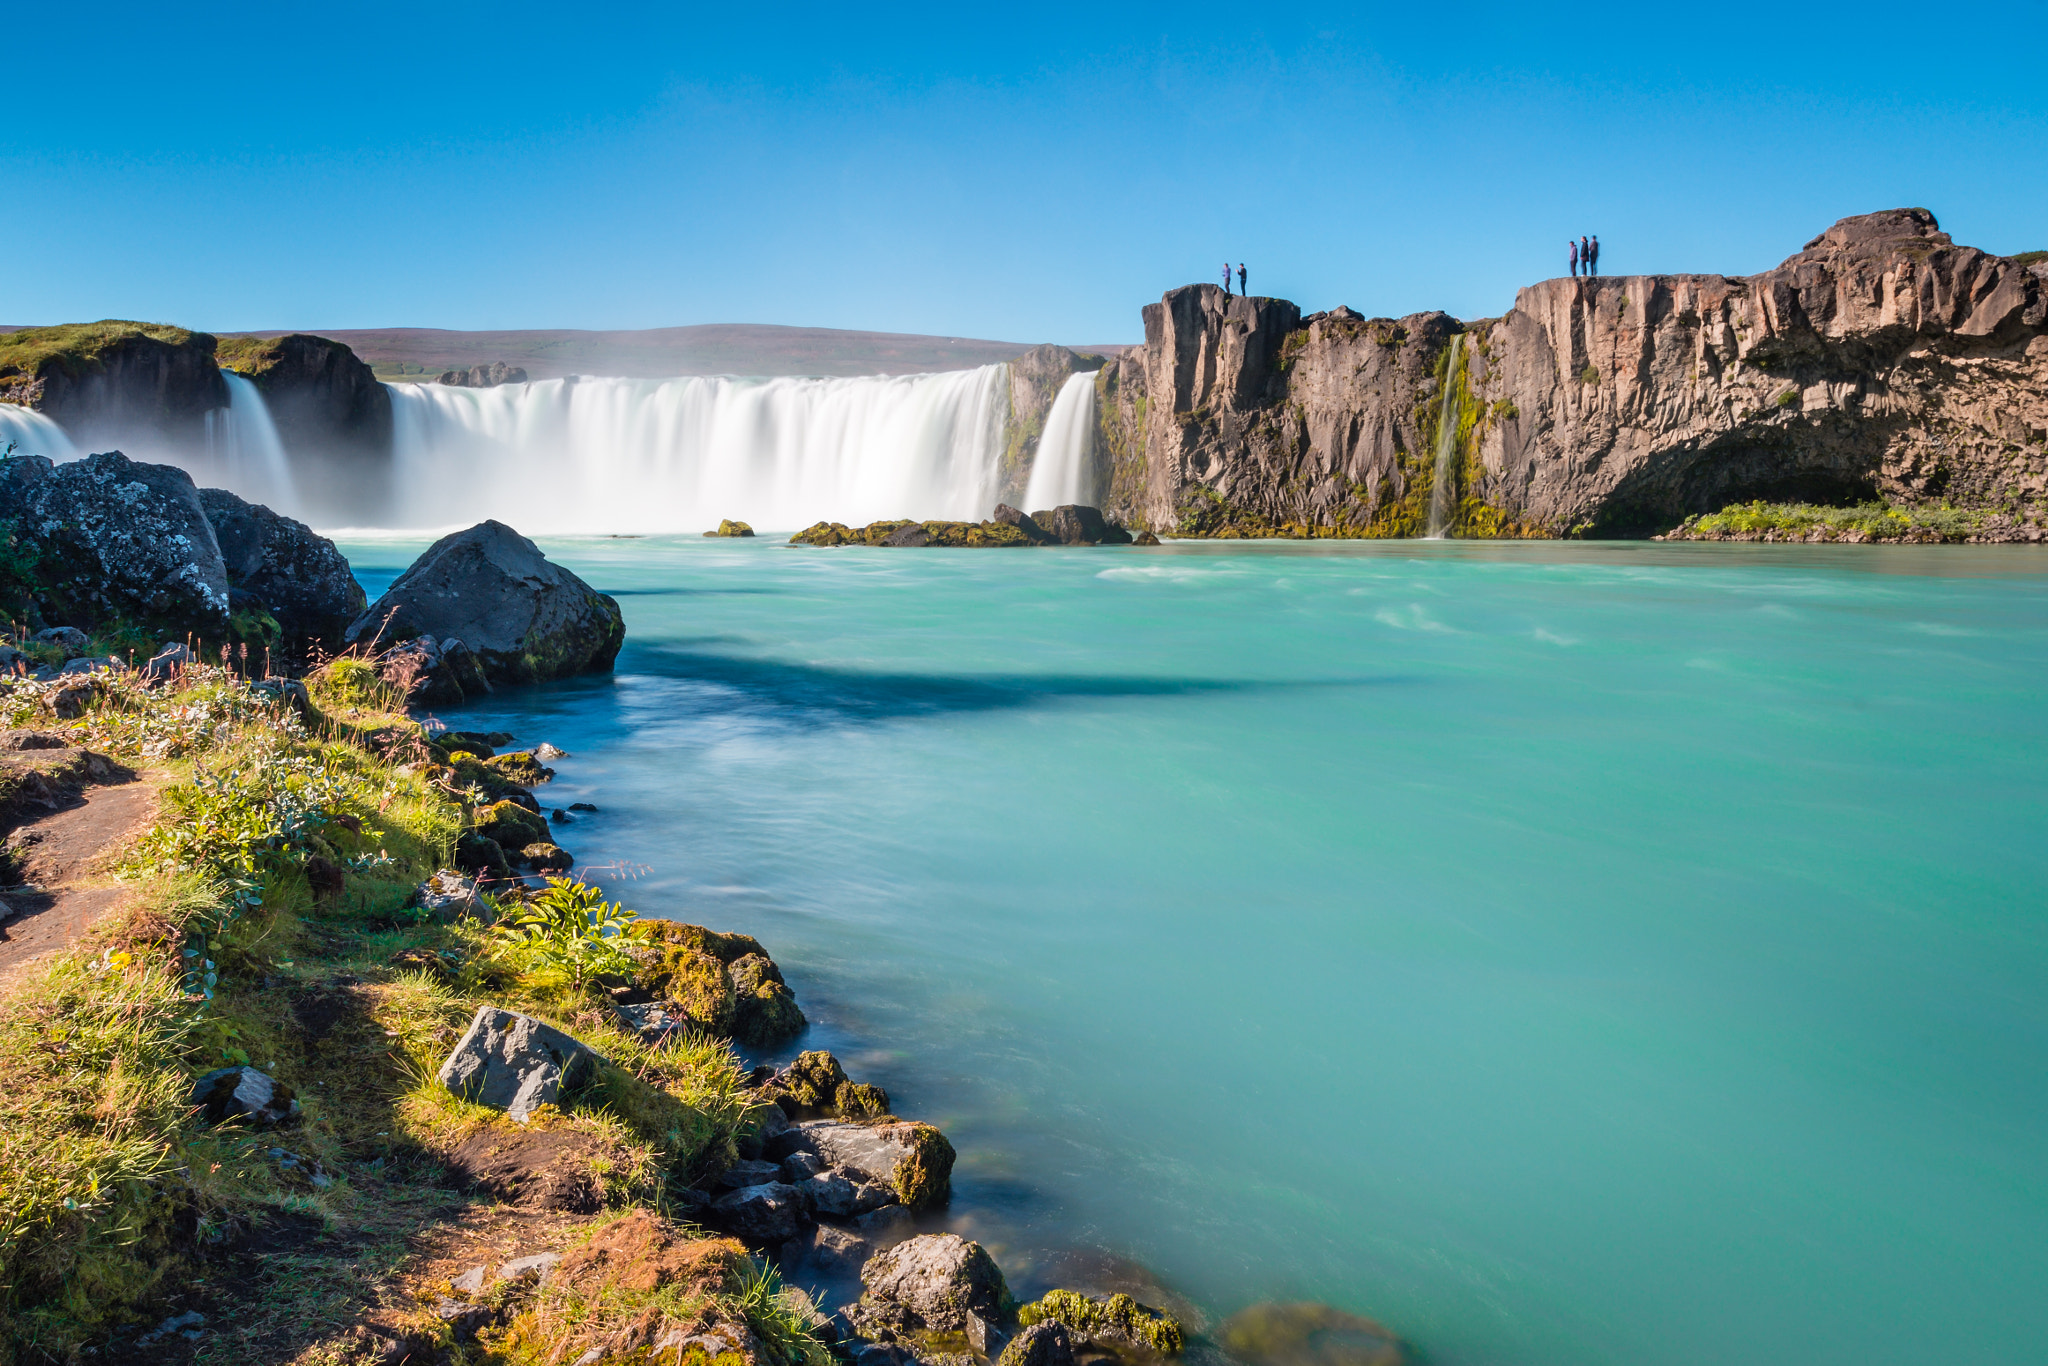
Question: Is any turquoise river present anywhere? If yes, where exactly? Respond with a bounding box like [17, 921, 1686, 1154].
[340, 535, 2048, 1366]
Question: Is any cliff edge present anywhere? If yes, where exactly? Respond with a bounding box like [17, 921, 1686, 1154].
[1098, 209, 2048, 537]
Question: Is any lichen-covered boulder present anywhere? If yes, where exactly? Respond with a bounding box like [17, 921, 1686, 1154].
[1019, 1292, 1184, 1357]
[790, 1119, 956, 1211]
[344, 520, 624, 685]
[436, 1006, 606, 1122]
[851, 1233, 1010, 1337]
[197, 487, 365, 653]
[1217, 1302, 1405, 1366]
[629, 920, 806, 1047]
[0, 451, 228, 632]
[522, 842, 573, 872]
[999, 1322, 1076, 1366]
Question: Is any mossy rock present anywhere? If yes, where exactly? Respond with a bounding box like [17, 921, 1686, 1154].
[648, 946, 739, 1036]
[835, 1079, 890, 1119]
[448, 754, 535, 806]
[779, 1051, 847, 1109]
[1020, 1291, 1185, 1357]
[1216, 1302, 1404, 1366]
[638, 918, 768, 966]
[476, 799, 549, 850]
[487, 750, 555, 786]
[706, 520, 756, 537]
[727, 952, 805, 1046]
[890, 1121, 956, 1211]
[455, 833, 511, 880]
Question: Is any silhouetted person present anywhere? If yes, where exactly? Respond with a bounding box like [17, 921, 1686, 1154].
[1238, 263, 1247, 295]
[1569, 240, 1578, 277]
[1589, 235, 1600, 276]
[1223, 263, 1232, 296]
[1581, 236, 1592, 279]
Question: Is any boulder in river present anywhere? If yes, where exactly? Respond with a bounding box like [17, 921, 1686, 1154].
[706, 519, 756, 537]
[850, 1233, 1010, 1337]
[344, 521, 624, 685]
[1019, 1291, 1184, 1357]
[998, 1323, 1076, 1366]
[786, 1118, 956, 1210]
[436, 1006, 607, 1122]
[1027, 505, 1134, 546]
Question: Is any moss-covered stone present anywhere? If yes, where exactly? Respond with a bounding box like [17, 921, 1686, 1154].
[476, 799, 549, 850]
[1217, 1302, 1405, 1366]
[454, 833, 511, 880]
[727, 953, 806, 1046]
[891, 1121, 957, 1211]
[835, 1079, 891, 1119]
[487, 750, 555, 786]
[779, 1050, 847, 1108]
[627, 922, 804, 1045]
[790, 518, 1037, 548]
[1019, 1291, 1185, 1357]
[705, 520, 755, 537]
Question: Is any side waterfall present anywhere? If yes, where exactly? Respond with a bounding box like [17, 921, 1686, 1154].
[205, 372, 299, 515]
[1424, 335, 1466, 539]
[386, 366, 1012, 533]
[1021, 372, 1099, 511]
[0, 405, 80, 463]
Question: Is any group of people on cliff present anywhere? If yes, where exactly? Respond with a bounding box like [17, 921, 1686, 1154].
[1569, 234, 1601, 277]
[1222, 261, 1247, 296]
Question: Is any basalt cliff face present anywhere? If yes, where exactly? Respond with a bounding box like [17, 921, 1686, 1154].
[997, 343, 1104, 506]
[1096, 210, 2048, 536]
[0, 324, 228, 453]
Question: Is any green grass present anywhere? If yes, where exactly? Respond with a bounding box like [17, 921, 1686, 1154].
[2008, 250, 2047, 269]
[0, 322, 204, 382]
[1678, 499, 1990, 541]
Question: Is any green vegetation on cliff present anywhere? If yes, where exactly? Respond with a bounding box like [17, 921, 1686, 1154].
[0, 322, 207, 389]
[1665, 499, 1995, 542]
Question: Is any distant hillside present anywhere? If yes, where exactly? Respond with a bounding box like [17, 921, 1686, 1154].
[210, 324, 1132, 382]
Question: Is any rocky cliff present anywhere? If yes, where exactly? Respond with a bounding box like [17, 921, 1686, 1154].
[1099, 210, 2048, 537]
[0, 323, 228, 455]
[1000, 344, 1104, 506]
[216, 333, 394, 520]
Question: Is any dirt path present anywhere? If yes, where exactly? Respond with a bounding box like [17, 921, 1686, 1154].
[0, 780, 160, 988]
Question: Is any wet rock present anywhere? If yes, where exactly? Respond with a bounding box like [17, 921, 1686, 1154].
[490, 750, 556, 786]
[1133, 530, 1162, 546]
[534, 741, 569, 760]
[569, 801, 599, 813]
[1217, 1302, 1406, 1366]
[997, 1322, 1074, 1366]
[991, 504, 1055, 544]
[718, 1158, 786, 1189]
[706, 519, 756, 537]
[709, 1181, 805, 1242]
[836, 1079, 891, 1119]
[198, 487, 367, 653]
[1020, 1291, 1184, 1357]
[803, 1168, 896, 1218]
[1028, 505, 1132, 546]
[853, 1204, 917, 1242]
[189, 1066, 299, 1127]
[436, 1006, 607, 1122]
[850, 1233, 1010, 1336]
[437, 362, 528, 387]
[345, 520, 625, 686]
[522, 841, 573, 872]
[782, 1151, 825, 1182]
[790, 1119, 957, 1210]
[786, 1222, 876, 1279]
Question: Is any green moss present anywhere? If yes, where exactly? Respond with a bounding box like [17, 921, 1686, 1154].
[1673, 499, 1989, 542]
[834, 1079, 890, 1119]
[727, 954, 805, 1046]
[778, 1051, 847, 1109]
[1017, 1290, 1185, 1357]
[1776, 387, 1800, 408]
[790, 519, 1033, 548]
[476, 798, 549, 850]
[890, 1121, 957, 1211]
[2007, 250, 2047, 268]
[1580, 364, 1600, 386]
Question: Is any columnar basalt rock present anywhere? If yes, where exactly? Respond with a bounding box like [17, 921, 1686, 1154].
[1099, 210, 2048, 537]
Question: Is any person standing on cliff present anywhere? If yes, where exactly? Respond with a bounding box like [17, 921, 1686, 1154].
[1581, 235, 1593, 278]
[1590, 235, 1600, 276]
[1238, 263, 1248, 296]
[1569, 240, 1579, 277]
[1222, 263, 1233, 296]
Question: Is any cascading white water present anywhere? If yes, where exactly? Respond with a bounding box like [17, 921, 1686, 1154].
[1021, 372, 1099, 511]
[1424, 335, 1466, 539]
[0, 405, 80, 463]
[386, 366, 1012, 533]
[205, 372, 299, 515]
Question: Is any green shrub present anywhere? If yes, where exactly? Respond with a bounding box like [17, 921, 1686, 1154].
[1580, 365, 1600, 386]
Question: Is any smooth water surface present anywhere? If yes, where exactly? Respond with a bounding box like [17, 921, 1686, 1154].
[341, 536, 2048, 1366]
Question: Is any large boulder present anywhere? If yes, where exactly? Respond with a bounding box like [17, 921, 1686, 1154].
[436, 1006, 607, 1122]
[629, 920, 807, 1047]
[1020, 1292, 1185, 1357]
[1026, 505, 1134, 546]
[709, 1182, 805, 1243]
[344, 521, 624, 685]
[850, 1233, 1010, 1337]
[0, 451, 229, 632]
[197, 487, 365, 652]
[785, 1119, 955, 1211]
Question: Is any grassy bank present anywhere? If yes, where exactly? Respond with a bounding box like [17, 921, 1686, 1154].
[1663, 499, 1999, 542]
[0, 656, 829, 1364]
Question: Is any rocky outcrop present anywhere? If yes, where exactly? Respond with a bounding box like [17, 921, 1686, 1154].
[217, 334, 393, 519]
[437, 363, 528, 387]
[0, 323, 227, 454]
[1099, 210, 2048, 537]
[1001, 345, 1104, 505]
[344, 521, 625, 684]
[198, 488, 366, 652]
[0, 451, 230, 632]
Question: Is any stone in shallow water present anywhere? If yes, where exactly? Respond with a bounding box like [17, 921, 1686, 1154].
[1217, 1302, 1406, 1366]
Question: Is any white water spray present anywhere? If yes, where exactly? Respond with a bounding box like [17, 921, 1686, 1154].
[1022, 372, 1099, 511]
[205, 372, 299, 515]
[1425, 336, 1466, 539]
[386, 367, 1012, 533]
[0, 405, 81, 463]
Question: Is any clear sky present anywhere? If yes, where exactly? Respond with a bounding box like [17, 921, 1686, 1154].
[9, 1, 2043, 344]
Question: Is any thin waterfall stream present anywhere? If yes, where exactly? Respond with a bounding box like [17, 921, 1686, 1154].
[1425, 335, 1466, 538]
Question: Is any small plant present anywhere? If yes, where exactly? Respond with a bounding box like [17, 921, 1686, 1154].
[1580, 365, 1600, 386]
[1776, 388, 1800, 408]
[494, 878, 641, 989]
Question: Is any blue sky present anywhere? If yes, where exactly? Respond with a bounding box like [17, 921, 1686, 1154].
[9, 1, 2043, 343]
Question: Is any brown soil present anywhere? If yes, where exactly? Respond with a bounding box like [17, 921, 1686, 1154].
[0, 770, 158, 987]
[444, 1123, 622, 1213]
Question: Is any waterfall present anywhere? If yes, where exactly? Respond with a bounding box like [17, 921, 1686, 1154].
[385, 366, 1012, 533]
[0, 405, 80, 463]
[205, 372, 299, 515]
[1022, 372, 1099, 511]
[1425, 335, 1466, 539]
